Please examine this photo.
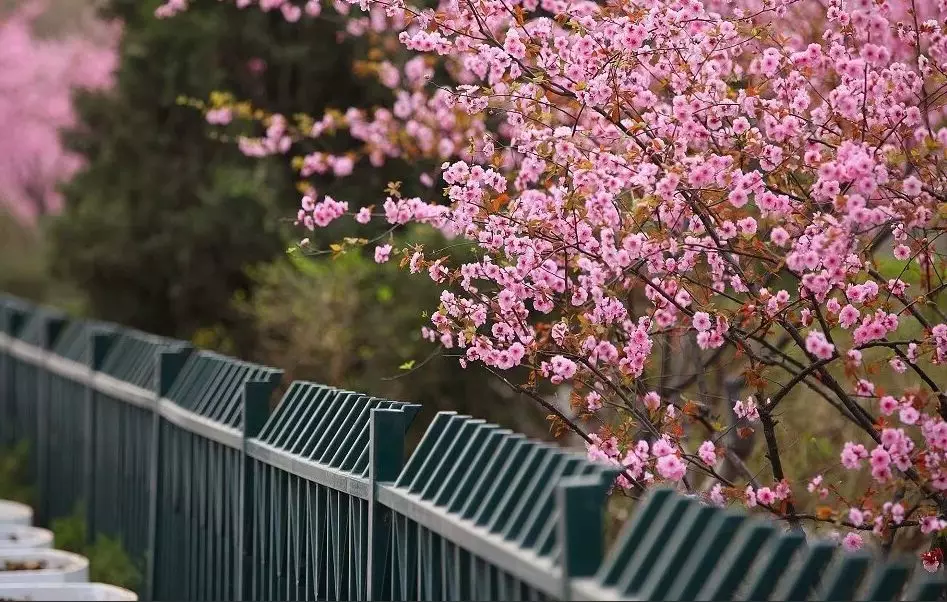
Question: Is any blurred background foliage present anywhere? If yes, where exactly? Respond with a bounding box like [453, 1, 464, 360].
[0, 0, 549, 439]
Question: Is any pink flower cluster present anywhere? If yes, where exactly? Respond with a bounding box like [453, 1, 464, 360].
[588, 434, 687, 486]
[296, 194, 348, 229]
[0, 1, 119, 223]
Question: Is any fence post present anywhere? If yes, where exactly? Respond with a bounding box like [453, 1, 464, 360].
[238, 377, 280, 602]
[556, 471, 617, 600]
[0, 306, 6, 447]
[367, 408, 410, 602]
[36, 314, 65, 526]
[85, 331, 114, 544]
[145, 347, 191, 602]
[0, 306, 27, 449]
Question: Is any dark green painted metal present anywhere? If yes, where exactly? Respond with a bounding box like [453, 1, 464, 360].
[856, 559, 911, 600]
[239, 383, 418, 601]
[377, 412, 612, 600]
[240, 377, 280, 602]
[145, 347, 192, 602]
[634, 502, 717, 599]
[581, 483, 946, 602]
[814, 550, 871, 600]
[596, 487, 675, 589]
[0, 300, 31, 451]
[368, 408, 408, 601]
[667, 510, 747, 601]
[85, 330, 114, 548]
[152, 352, 281, 602]
[696, 520, 776, 600]
[35, 313, 65, 526]
[902, 569, 947, 600]
[32, 320, 114, 530]
[7, 308, 43, 474]
[770, 540, 836, 600]
[618, 495, 697, 595]
[735, 530, 805, 600]
[557, 473, 618, 600]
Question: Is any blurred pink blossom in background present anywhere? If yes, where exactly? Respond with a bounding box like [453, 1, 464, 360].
[0, 1, 120, 224]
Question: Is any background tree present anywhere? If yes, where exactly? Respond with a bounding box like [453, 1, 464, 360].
[49, 0, 398, 338]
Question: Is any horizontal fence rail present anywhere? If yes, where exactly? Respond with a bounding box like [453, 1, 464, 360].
[0, 295, 944, 601]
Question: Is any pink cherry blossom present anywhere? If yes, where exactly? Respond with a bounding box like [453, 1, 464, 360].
[709, 483, 726, 507]
[842, 532, 864, 551]
[900, 406, 920, 426]
[745, 486, 757, 508]
[849, 507, 865, 526]
[586, 391, 602, 412]
[374, 244, 392, 263]
[692, 312, 712, 332]
[656, 454, 686, 481]
[356, 207, 373, 224]
[651, 437, 675, 458]
[879, 396, 899, 416]
[642, 391, 662, 411]
[756, 487, 776, 506]
[698, 441, 716, 466]
[805, 331, 835, 360]
[733, 397, 761, 422]
[921, 516, 947, 535]
[842, 442, 869, 470]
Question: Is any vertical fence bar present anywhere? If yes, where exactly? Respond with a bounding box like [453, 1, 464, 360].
[239, 377, 280, 602]
[367, 408, 409, 602]
[557, 472, 616, 600]
[145, 347, 192, 602]
[36, 314, 65, 526]
[0, 307, 6, 448]
[85, 331, 115, 544]
[0, 306, 27, 448]
[0, 306, 8, 447]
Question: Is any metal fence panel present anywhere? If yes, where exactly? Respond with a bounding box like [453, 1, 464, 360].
[242, 383, 417, 602]
[375, 412, 618, 601]
[151, 349, 274, 602]
[0, 295, 944, 602]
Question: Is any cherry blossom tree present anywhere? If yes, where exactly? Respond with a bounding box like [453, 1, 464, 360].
[0, 1, 119, 223]
[160, 0, 947, 568]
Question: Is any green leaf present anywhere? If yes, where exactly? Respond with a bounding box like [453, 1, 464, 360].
[399, 360, 416, 371]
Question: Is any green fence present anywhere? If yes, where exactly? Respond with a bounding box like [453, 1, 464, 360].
[0, 295, 944, 601]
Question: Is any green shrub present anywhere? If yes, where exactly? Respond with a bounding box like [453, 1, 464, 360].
[0, 210, 86, 314]
[86, 534, 141, 590]
[201, 224, 550, 443]
[52, 505, 141, 591]
[49, 506, 86, 553]
[0, 441, 33, 505]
